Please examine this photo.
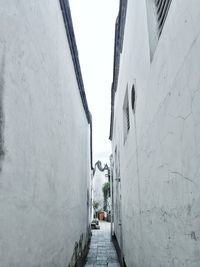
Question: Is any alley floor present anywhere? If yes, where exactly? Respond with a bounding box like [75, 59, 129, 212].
[84, 221, 120, 267]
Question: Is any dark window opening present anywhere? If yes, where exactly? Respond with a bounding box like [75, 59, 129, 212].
[155, 0, 172, 36]
[131, 85, 136, 112]
[146, 0, 172, 60]
[123, 88, 130, 144]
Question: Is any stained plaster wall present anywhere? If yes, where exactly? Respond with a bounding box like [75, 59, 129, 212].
[0, 1, 91, 266]
[112, 0, 200, 266]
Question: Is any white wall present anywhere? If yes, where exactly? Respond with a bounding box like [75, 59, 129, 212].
[0, 1, 91, 266]
[112, 0, 200, 266]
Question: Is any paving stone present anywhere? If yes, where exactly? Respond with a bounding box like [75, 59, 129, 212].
[89, 250, 98, 253]
[107, 263, 121, 267]
[96, 256, 107, 261]
[108, 255, 117, 259]
[96, 260, 108, 265]
[84, 221, 120, 266]
[97, 248, 107, 252]
[108, 256, 118, 260]
[86, 257, 97, 264]
[97, 255, 108, 259]
[90, 246, 98, 249]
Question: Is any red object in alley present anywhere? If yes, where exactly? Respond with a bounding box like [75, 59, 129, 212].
[98, 211, 104, 220]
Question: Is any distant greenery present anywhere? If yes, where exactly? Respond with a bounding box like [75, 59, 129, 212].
[102, 182, 110, 197]
[93, 200, 100, 218]
[102, 182, 110, 211]
[93, 200, 100, 210]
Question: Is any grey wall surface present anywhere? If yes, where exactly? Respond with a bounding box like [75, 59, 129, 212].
[0, 1, 91, 266]
[111, 0, 200, 266]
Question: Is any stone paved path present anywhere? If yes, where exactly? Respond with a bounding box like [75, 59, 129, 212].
[85, 221, 120, 267]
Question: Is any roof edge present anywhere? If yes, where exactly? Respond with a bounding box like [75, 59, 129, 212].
[109, 0, 128, 140]
[59, 0, 91, 124]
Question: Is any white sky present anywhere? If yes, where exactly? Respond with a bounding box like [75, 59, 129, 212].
[69, 0, 119, 165]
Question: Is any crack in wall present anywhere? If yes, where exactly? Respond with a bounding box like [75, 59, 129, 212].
[167, 112, 192, 121]
[169, 170, 195, 185]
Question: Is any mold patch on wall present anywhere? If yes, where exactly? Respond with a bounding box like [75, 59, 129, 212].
[68, 230, 91, 267]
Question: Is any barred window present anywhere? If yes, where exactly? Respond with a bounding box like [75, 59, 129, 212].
[146, 0, 172, 60]
[131, 84, 136, 112]
[123, 88, 130, 144]
[155, 0, 172, 36]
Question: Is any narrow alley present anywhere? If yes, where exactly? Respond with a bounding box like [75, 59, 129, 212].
[85, 222, 120, 267]
[1, 0, 200, 266]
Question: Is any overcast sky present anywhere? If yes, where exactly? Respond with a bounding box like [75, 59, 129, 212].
[69, 0, 119, 165]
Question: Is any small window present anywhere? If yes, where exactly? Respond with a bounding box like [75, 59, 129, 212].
[131, 85, 136, 112]
[123, 88, 130, 144]
[114, 146, 121, 181]
[114, 146, 118, 178]
[146, 0, 172, 60]
[155, 0, 172, 36]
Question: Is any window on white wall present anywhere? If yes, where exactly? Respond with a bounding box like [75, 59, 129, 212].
[146, 0, 172, 60]
[146, 0, 158, 60]
[114, 146, 121, 181]
[123, 87, 130, 144]
[131, 84, 136, 112]
[155, 0, 172, 36]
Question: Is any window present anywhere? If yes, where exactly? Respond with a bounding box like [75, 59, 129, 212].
[123, 88, 130, 144]
[146, 0, 172, 60]
[118, 0, 128, 53]
[131, 84, 136, 112]
[155, 0, 172, 36]
[114, 146, 121, 182]
[115, 146, 118, 179]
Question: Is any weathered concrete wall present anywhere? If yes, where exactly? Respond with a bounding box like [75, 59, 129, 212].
[0, 1, 91, 266]
[111, 0, 200, 266]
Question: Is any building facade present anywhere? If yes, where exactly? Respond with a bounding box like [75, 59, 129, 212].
[0, 1, 92, 266]
[110, 0, 200, 266]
